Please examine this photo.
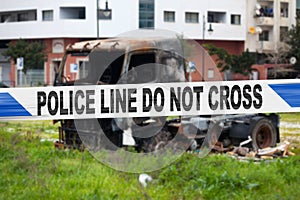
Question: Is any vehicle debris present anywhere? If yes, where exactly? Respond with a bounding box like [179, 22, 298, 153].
[225, 140, 295, 161]
[257, 141, 291, 156]
[239, 136, 252, 147]
[189, 138, 295, 161]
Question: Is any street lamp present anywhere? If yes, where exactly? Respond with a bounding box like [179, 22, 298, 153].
[96, 0, 111, 39]
[202, 14, 214, 81]
[103, 1, 111, 17]
[208, 23, 214, 33]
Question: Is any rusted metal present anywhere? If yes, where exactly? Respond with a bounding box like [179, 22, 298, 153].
[65, 37, 181, 53]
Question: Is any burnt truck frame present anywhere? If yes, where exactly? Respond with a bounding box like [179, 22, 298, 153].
[53, 37, 280, 152]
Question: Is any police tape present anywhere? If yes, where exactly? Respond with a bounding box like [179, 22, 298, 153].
[0, 79, 299, 120]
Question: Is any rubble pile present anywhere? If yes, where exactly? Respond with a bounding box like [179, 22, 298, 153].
[188, 139, 296, 161]
[224, 140, 295, 161]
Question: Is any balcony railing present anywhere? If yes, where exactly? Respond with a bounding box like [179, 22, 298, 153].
[280, 17, 289, 26]
[255, 16, 274, 26]
[256, 41, 275, 52]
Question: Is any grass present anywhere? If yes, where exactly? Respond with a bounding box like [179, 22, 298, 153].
[280, 113, 300, 154]
[0, 119, 300, 199]
[280, 113, 300, 123]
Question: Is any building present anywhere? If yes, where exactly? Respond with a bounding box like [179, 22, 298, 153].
[246, 0, 296, 54]
[0, 0, 296, 86]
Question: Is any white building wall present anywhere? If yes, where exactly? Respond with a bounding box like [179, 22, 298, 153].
[0, 0, 246, 41]
[155, 0, 246, 40]
[0, 0, 296, 54]
[0, 0, 97, 39]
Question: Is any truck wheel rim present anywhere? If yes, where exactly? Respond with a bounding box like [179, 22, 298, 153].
[256, 125, 272, 149]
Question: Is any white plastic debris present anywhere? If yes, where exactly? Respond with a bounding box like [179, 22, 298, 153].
[239, 136, 252, 147]
[139, 173, 153, 187]
[40, 138, 57, 142]
[122, 128, 136, 146]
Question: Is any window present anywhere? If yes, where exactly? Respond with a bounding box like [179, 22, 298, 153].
[17, 13, 28, 21]
[0, 10, 36, 23]
[185, 12, 199, 23]
[0, 14, 11, 23]
[280, 3, 289, 18]
[139, 0, 154, 29]
[42, 10, 53, 21]
[208, 11, 226, 23]
[60, 7, 86, 19]
[128, 52, 156, 82]
[208, 69, 214, 79]
[231, 14, 241, 25]
[78, 61, 89, 80]
[280, 27, 288, 41]
[164, 11, 175, 22]
[259, 30, 269, 41]
[98, 54, 124, 84]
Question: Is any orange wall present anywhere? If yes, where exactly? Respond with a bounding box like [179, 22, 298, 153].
[197, 40, 244, 55]
[8, 38, 82, 86]
[44, 38, 80, 85]
[190, 40, 245, 81]
[9, 60, 16, 87]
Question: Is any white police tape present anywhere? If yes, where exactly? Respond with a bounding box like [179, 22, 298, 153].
[0, 79, 299, 120]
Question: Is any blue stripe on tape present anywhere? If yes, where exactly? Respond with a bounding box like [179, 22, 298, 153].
[268, 83, 300, 107]
[0, 92, 31, 117]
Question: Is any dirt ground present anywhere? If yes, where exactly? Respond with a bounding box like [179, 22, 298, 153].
[280, 121, 300, 151]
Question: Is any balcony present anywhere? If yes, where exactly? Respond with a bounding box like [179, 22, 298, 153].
[280, 17, 289, 26]
[256, 41, 275, 53]
[255, 16, 274, 26]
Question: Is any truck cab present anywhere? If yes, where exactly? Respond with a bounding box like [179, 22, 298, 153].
[54, 37, 188, 150]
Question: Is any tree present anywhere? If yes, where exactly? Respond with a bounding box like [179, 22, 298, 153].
[264, 41, 292, 78]
[2, 39, 47, 74]
[204, 44, 255, 76]
[287, 10, 300, 70]
[265, 42, 290, 65]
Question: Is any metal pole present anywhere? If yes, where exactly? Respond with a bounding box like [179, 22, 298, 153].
[19, 70, 22, 86]
[96, 0, 99, 39]
[202, 14, 205, 82]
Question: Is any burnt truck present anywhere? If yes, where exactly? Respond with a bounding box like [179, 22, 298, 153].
[53, 37, 280, 152]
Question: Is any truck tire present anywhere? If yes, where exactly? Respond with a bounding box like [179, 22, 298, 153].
[251, 118, 277, 151]
[141, 130, 173, 152]
[141, 129, 190, 153]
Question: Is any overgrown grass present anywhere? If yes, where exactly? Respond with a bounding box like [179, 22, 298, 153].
[280, 113, 300, 123]
[1, 120, 300, 199]
[280, 113, 300, 154]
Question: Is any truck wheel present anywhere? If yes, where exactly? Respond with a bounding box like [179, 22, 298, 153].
[141, 130, 172, 152]
[141, 129, 189, 153]
[251, 118, 277, 151]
